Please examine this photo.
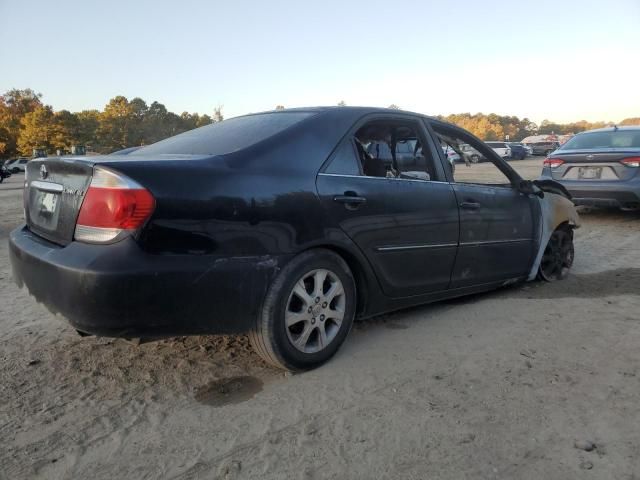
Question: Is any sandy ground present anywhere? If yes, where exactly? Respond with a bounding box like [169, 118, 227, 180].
[1, 161, 639, 480]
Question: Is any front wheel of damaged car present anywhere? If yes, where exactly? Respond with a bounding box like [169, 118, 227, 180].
[538, 226, 574, 281]
[249, 249, 356, 371]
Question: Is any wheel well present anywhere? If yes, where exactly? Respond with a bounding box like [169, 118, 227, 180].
[555, 220, 575, 232]
[302, 245, 369, 318]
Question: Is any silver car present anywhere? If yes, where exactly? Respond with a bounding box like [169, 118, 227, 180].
[540, 126, 640, 210]
[4, 158, 30, 173]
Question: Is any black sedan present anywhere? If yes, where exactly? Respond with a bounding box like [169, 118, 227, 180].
[10, 107, 579, 371]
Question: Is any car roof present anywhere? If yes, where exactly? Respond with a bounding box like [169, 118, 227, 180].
[576, 125, 640, 135]
[243, 106, 438, 120]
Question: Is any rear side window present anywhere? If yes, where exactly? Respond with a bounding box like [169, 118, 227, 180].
[560, 130, 640, 150]
[131, 112, 315, 156]
[325, 140, 361, 175]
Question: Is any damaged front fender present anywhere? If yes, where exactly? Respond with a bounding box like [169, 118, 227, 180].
[527, 190, 580, 281]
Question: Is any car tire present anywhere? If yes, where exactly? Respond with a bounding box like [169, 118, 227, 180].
[537, 226, 574, 281]
[470, 154, 480, 164]
[249, 248, 356, 371]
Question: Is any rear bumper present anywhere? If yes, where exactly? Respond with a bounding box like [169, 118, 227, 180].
[560, 182, 640, 208]
[9, 226, 289, 337]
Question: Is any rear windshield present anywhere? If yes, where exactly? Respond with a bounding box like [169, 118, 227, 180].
[486, 142, 505, 148]
[560, 130, 640, 150]
[131, 112, 315, 156]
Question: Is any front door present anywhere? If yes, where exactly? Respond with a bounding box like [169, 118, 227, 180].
[427, 120, 537, 288]
[451, 183, 536, 287]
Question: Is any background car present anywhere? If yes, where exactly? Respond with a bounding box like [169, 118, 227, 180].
[485, 141, 511, 158]
[10, 107, 578, 371]
[528, 141, 559, 156]
[5, 157, 30, 173]
[507, 142, 530, 160]
[0, 164, 12, 183]
[459, 143, 483, 163]
[442, 145, 461, 166]
[540, 126, 640, 210]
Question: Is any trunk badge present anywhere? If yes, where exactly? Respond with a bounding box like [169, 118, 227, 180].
[40, 165, 48, 179]
[586, 154, 594, 160]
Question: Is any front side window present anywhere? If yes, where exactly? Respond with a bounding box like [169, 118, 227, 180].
[431, 125, 512, 186]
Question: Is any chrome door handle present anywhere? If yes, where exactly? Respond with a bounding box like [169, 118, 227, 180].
[460, 201, 481, 210]
[334, 195, 367, 204]
[334, 195, 367, 210]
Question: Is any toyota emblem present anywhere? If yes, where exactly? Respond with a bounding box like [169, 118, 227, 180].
[40, 165, 48, 179]
[586, 154, 594, 161]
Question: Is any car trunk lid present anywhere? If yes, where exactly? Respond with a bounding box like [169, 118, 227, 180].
[547, 150, 640, 182]
[25, 157, 94, 246]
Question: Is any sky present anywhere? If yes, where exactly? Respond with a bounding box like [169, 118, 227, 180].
[1, 0, 639, 124]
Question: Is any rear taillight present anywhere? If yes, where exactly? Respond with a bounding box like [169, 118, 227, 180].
[543, 158, 564, 169]
[620, 157, 640, 168]
[75, 167, 155, 244]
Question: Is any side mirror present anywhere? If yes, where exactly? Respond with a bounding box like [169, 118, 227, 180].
[518, 180, 544, 198]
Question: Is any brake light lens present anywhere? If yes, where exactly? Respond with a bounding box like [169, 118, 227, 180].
[621, 157, 640, 168]
[543, 158, 564, 169]
[75, 167, 155, 243]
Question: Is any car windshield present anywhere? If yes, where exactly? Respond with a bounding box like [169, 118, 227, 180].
[131, 111, 315, 156]
[559, 130, 640, 150]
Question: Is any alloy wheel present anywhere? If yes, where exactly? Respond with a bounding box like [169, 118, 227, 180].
[285, 268, 346, 353]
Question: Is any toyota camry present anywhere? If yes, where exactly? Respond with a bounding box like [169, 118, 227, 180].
[10, 107, 579, 371]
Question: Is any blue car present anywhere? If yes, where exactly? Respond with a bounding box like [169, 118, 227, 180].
[507, 142, 530, 160]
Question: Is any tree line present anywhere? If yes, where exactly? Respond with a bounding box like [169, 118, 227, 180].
[1, 88, 638, 159]
[0, 88, 223, 158]
[437, 113, 640, 141]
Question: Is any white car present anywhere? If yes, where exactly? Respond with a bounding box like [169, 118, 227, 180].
[485, 141, 511, 159]
[4, 158, 30, 173]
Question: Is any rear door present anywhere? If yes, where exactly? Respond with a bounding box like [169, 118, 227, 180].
[317, 114, 459, 297]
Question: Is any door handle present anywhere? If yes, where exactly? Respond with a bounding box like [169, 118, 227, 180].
[333, 194, 367, 210]
[460, 201, 481, 210]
